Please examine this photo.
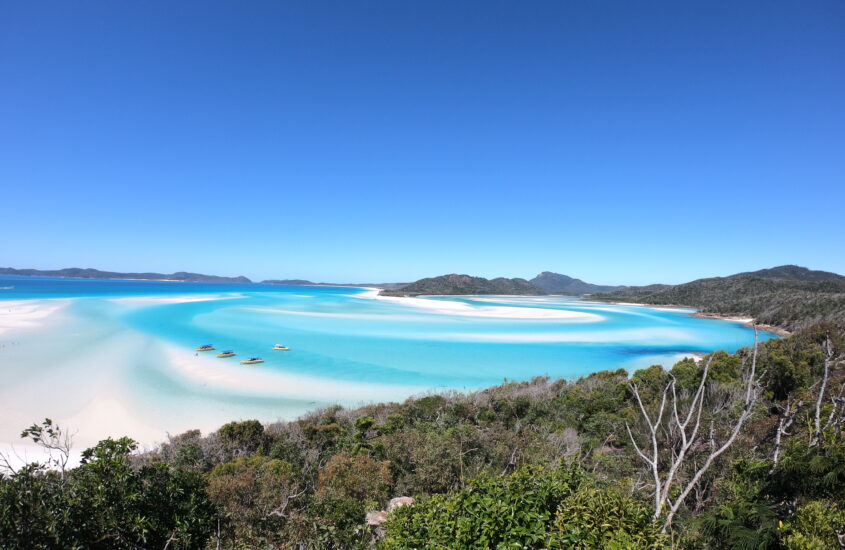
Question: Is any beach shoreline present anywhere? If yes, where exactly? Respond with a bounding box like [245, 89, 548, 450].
[689, 312, 792, 336]
[372, 293, 604, 321]
[583, 299, 791, 337]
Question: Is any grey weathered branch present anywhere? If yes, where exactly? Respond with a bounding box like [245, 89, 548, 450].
[627, 328, 761, 530]
[812, 334, 835, 446]
[771, 398, 801, 472]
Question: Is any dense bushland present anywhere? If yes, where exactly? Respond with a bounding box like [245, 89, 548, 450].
[2, 323, 843, 549]
[595, 269, 845, 331]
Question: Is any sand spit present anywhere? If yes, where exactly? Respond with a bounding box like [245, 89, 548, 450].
[373, 295, 603, 321]
[690, 312, 791, 336]
[110, 294, 243, 305]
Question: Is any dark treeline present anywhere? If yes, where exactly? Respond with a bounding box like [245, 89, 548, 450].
[2, 324, 844, 549]
[379, 274, 545, 297]
[0, 267, 252, 283]
[594, 267, 845, 331]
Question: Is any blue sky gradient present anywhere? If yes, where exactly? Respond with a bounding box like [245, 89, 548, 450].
[2, 1, 843, 284]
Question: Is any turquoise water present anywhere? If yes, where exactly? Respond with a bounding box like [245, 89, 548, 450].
[0, 275, 775, 446]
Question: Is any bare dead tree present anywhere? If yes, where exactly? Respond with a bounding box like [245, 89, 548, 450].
[822, 380, 845, 437]
[0, 447, 25, 477]
[812, 334, 837, 446]
[771, 398, 802, 472]
[627, 328, 762, 530]
[0, 418, 74, 480]
[266, 486, 308, 519]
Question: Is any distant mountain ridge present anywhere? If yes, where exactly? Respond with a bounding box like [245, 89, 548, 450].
[379, 274, 545, 297]
[0, 267, 251, 284]
[593, 265, 845, 331]
[530, 271, 625, 294]
[729, 264, 845, 282]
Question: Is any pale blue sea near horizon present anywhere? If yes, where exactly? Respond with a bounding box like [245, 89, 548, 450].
[0, 275, 775, 450]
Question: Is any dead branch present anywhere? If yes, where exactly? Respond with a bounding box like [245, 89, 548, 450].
[812, 334, 835, 446]
[627, 328, 762, 530]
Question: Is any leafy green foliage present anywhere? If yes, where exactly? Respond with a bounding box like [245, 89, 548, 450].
[551, 484, 667, 549]
[382, 466, 666, 549]
[0, 435, 215, 550]
[781, 500, 845, 549]
[382, 466, 585, 549]
[218, 419, 267, 456]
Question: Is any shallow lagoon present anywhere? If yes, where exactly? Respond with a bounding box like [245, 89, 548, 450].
[0, 275, 774, 452]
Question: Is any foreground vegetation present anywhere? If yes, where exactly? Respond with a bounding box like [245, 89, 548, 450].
[2, 323, 844, 549]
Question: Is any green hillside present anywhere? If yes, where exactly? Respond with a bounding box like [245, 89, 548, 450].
[379, 274, 546, 296]
[595, 265, 845, 331]
[530, 271, 624, 294]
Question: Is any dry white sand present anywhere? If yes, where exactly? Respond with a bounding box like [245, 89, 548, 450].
[716, 316, 755, 323]
[0, 299, 70, 335]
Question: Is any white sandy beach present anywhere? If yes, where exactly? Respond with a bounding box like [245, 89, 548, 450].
[715, 316, 755, 323]
[0, 299, 70, 335]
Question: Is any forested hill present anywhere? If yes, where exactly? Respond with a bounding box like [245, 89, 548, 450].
[729, 264, 845, 282]
[530, 271, 625, 294]
[593, 265, 845, 331]
[379, 274, 546, 296]
[0, 267, 252, 283]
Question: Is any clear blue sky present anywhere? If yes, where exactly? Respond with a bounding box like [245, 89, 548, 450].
[2, 1, 843, 284]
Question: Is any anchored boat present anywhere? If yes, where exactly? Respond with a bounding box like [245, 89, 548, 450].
[196, 344, 215, 351]
[240, 357, 264, 365]
[216, 350, 236, 358]
[273, 344, 290, 351]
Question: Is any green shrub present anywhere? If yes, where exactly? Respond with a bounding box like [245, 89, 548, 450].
[782, 500, 845, 550]
[551, 485, 667, 549]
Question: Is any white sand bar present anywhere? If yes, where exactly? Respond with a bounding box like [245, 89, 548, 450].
[375, 295, 603, 321]
[110, 294, 243, 305]
[0, 299, 70, 335]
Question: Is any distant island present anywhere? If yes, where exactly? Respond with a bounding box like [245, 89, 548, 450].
[375, 271, 625, 297]
[379, 274, 546, 297]
[529, 271, 625, 294]
[0, 267, 252, 284]
[261, 279, 315, 286]
[592, 264, 845, 332]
